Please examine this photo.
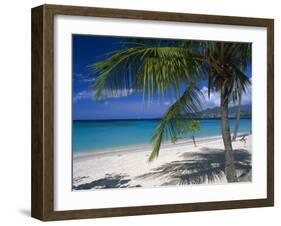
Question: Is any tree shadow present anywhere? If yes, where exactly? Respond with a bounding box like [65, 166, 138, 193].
[73, 173, 140, 190]
[136, 148, 251, 186]
[73, 176, 89, 184]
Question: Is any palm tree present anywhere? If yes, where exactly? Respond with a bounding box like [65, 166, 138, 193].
[232, 92, 242, 141]
[91, 39, 251, 183]
[188, 120, 201, 147]
[232, 47, 251, 141]
[173, 120, 201, 147]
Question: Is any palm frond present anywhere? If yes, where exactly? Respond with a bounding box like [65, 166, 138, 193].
[227, 65, 251, 103]
[91, 44, 201, 101]
[148, 85, 203, 161]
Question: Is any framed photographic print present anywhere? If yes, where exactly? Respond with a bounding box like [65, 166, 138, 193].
[31, 4, 274, 221]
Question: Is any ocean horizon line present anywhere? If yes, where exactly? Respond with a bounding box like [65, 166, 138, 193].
[73, 117, 252, 122]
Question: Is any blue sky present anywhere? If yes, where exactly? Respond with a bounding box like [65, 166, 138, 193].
[72, 35, 252, 120]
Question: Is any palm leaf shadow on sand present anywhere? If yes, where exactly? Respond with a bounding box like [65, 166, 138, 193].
[136, 148, 252, 186]
[72, 173, 141, 190]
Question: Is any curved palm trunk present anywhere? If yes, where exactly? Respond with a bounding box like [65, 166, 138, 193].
[221, 90, 238, 182]
[232, 92, 242, 141]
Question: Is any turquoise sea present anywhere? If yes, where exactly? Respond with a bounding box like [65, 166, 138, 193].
[73, 118, 252, 154]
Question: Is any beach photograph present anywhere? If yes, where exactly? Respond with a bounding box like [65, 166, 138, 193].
[72, 35, 252, 190]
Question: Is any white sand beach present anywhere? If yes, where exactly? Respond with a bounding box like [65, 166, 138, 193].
[73, 134, 252, 190]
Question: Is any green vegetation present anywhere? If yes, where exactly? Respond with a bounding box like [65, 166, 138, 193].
[172, 120, 201, 147]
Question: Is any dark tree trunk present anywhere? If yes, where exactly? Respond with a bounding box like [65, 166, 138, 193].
[221, 90, 238, 183]
[191, 135, 197, 147]
[232, 92, 242, 141]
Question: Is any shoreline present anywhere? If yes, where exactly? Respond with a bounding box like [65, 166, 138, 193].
[73, 132, 250, 160]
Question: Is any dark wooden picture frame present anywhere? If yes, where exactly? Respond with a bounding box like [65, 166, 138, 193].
[31, 4, 274, 221]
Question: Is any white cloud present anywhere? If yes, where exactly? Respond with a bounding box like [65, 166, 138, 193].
[73, 90, 93, 102]
[102, 88, 134, 99]
[200, 85, 252, 109]
[73, 88, 134, 103]
[73, 73, 96, 83]
[163, 101, 171, 106]
[240, 87, 252, 105]
[200, 86, 220, 109]
[82, 77, 96, 83]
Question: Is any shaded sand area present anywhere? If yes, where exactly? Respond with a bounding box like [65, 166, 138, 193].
[73, 134, 252, 190]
